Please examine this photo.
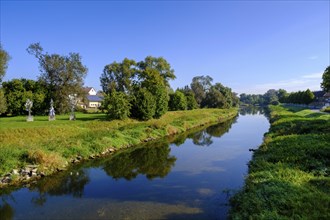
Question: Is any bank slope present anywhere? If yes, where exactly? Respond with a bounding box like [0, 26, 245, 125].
[0, 108, 237, 186]
[230, 105, 330, 219]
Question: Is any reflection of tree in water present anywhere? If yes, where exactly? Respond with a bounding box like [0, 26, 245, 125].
[239, 106, 265, 115]
[240, 106, 270, 120]
[0, 190, 15, 220]
[0, 203, 14, 220]
[102, 142, 176, 180]
[170, 117, 237, 147]
[188, 118, 236, 147]
[29, 168, 90, 206]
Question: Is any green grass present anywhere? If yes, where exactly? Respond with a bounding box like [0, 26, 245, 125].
[0, 108, 238, 178]
[229, 105, 330, 219]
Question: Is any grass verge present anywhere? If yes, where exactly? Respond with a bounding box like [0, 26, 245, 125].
[0, 108, 237, 180]
[229, 105, 330, 219]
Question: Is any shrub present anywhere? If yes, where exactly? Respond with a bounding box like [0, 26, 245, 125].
[104, 91, 131, 120]
[169, 91, 187, 111]
[130, 88, 156, 120]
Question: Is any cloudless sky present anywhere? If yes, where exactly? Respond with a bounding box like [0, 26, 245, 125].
[1, 0, 329, 94]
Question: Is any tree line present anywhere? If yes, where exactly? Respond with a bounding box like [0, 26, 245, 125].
[100, 59, 239, 120]
[240, 88, 315, 106]
[0, 43, 239, 119]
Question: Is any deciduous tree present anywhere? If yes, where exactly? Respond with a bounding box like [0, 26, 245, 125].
[27, 43, 88, 114]
[0, 43, 10, 83]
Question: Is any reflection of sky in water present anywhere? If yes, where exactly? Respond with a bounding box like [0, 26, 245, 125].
[1, 113, 269, 219]
[171, 114, 269, 178]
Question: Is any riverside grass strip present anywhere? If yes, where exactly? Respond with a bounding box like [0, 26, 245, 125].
[229, 105, 330, 219]
[0, 108, 238, 179]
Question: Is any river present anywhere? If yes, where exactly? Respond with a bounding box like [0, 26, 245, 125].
[0, 108, 269, 219]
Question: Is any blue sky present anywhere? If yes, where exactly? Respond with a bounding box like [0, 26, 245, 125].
[1, 1, 329, 94]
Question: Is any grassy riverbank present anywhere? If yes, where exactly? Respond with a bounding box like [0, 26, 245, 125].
[0, 108, 237, 180]
[230, 105, 330, 219]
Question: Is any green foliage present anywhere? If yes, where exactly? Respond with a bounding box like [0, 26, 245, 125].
[169, 90, 187, 111]
[321, 66, 330, 92]
[0, 89, 7, 114]
[230, 105, 330, 219]
[240, 88, 315, 106]
[185, 92, 198, 110]
[153, 85, 168, 118]
[104, 91, 131, 120]
[100, 56, 175, 120]
[100, 58, 136, 94]
[131, 88, 156, 120]
[2, 79, 47, 115]
[0, 43, 10, 83]
[27, 43, 88, 114]
[190, 75, 213, 106]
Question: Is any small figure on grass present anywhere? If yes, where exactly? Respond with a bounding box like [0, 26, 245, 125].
[25, 99, 33, 122]
[68, 94, 77, 120]
[49, 99, 56, 121]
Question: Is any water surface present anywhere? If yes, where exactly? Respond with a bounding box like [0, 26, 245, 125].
[0, 109, 269, 219]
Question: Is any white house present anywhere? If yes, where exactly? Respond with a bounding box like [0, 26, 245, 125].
[81, 87, 104, 108]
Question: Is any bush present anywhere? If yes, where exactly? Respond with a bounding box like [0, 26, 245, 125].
[185, 92, 198, 110]
[104, 91, 131, 120]
[130, 88, 156, 120]
[154, 86, 168, 118]
[169, 91, 187, 111]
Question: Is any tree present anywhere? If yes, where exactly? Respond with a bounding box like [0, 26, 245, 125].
[302, 89, 315, 104]
[178, 86, 198, 110]
[321, 66, 330, 92]
[168, 90, 187, 111]
[130, 87, 156, 120]
[27, 43, 88, 114]
[137, 56, 176, 87]
[100, 58, 136, 94]
[190, 75, 213, 106]
[0, 43, 10, 84]
[278, 89, 288, 103]
[202, 87, 226, 108]
[2, 79, 47, 115]
[103, 91, 131, 120]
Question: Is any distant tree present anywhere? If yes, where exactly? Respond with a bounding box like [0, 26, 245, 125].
[27, 43, 88, 114]
[100, 56, 175, 120]
[190, 75, 213, 106]
[177, 86, 198, 110]
[137, 56, 176, 87]
[278, 89, 288, 103]
[168, 90, 187, 111]
[103, 90, 131, 120]
[321, 66, 330, 92]
[263, 89, 279, 104]
[2, 79, 47, 115]
[100, 58, 136, 94]
[202, 86, 226, 108]
[0, 43, 10, 84]
[130, 87, 156, 120]
[302, 89, 315, 104]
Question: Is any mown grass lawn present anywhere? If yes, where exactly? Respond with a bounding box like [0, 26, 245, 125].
[0, 108, 238, 178]
[229, 105, 330, 219]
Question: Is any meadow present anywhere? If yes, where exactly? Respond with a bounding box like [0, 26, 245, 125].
[0, 108, 238, 179]
[230, 105, 330, 219]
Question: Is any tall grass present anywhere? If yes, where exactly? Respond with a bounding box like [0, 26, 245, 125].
[230, 105, 330, 219]
[0, 108, 238, 177]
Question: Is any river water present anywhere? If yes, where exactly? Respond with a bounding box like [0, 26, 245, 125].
[0, 108, 269, 219]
